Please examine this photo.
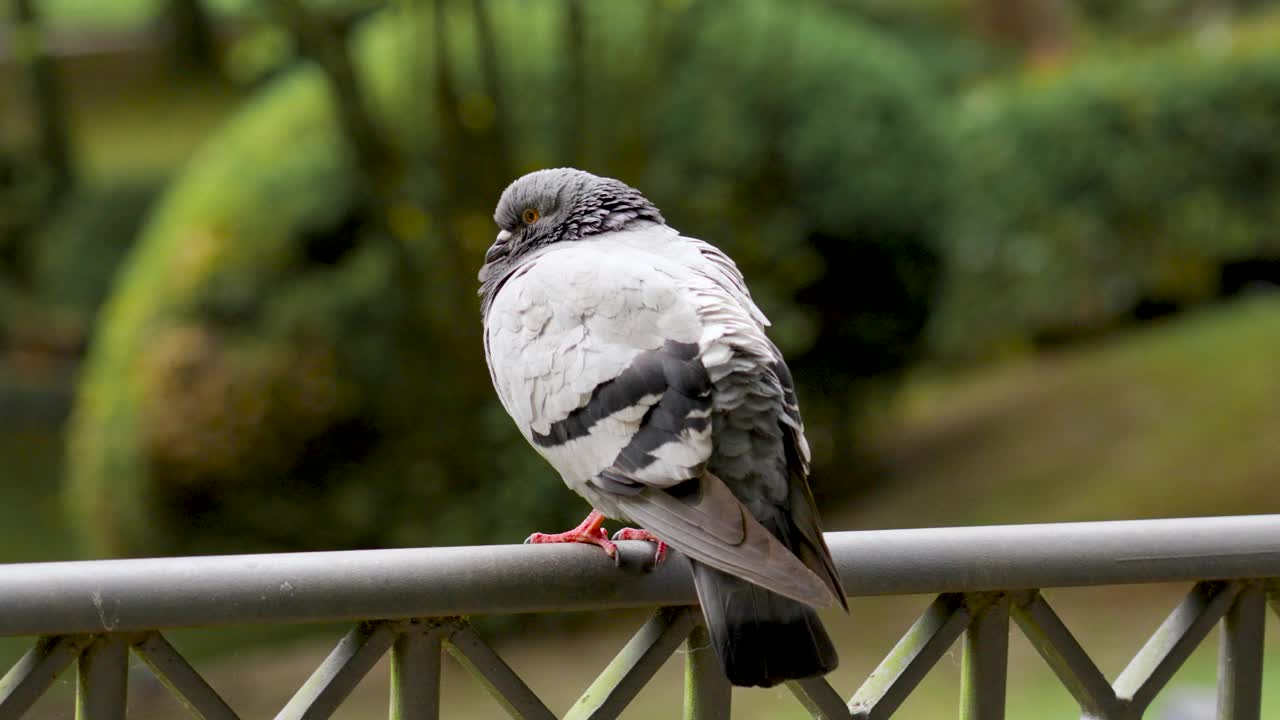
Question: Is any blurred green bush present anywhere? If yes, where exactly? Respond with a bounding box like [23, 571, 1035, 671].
[646, 1, 948, 463]
[32, 180, 162, 322]
[932, 22, 1280, 359]
[66, 0, 948, 556]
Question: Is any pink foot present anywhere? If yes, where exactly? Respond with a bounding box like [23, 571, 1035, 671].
[524, 510, 618, 563]
[612, 528, 667, 567]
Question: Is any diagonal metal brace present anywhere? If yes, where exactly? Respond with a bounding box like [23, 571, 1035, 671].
[1011, 590, 1121, 719]
[565, 606, 698, 720]
[446, 622, 556, 720]
[849, 593, 973, 720]
[1268, 583, 1280, 621]
[132, 631, 240, 720]
[1113, 581, 1239, 715]
[276, 621, 398, 720]
[788, 676, 850, 720]
[0, 634, 93, 718]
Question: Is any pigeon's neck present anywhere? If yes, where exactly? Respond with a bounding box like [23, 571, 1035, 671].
[478, 222, 673, 319]
[561, 184, 665, 241]
[479, 183, 666, 319]
[478, 243, 555, 319]
[478, 258, 521, 320]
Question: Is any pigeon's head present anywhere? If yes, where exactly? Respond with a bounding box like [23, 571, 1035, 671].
[479, 168, 664, 287]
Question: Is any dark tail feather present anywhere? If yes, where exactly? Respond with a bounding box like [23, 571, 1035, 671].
[691, 562, 838, 688]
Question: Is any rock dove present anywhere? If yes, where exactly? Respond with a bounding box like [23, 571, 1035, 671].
[478, 168, 848, 687]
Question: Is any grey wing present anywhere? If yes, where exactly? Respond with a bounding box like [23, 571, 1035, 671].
[582, 472, 838, 608]
[688, 233, 842, 607]
[772, 349, 848, 610]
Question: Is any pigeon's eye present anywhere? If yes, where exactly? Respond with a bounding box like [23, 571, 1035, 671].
[522, 208, 541, 224]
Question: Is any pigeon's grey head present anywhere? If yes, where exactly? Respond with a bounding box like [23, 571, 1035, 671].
[478, 168, 664, 297]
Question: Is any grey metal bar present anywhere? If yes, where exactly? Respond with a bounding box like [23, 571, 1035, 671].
[1217, 583, 1265, 720]
[1113, 581, 1239, 714]
[960, 594, 1009, 720]
[77, 635, 128, 720]
[390, 621, 445, 720]
[0, 635, 91, 717]
[828, 515, 1280, 598]
[132, 631, 240, 720]
[564, 606, 697, 720]
[445, 623, 556, 720]
[1010, 591, 1119, 718]
[849, 593, 972, 720]
[787, 677, 849, 720]
[684, 623, 731, 720]
[0, 516, 1276, 636]
[276, 621, 397, 720]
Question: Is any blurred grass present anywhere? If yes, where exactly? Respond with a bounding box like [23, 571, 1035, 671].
[0, 425, 72, 564]
[2, 295, 1279, 715]
[847, 294, 1280, 532]
[0, 422, 75, 697]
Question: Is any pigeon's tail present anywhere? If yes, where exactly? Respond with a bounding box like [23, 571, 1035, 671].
[691, 560, 838, 688]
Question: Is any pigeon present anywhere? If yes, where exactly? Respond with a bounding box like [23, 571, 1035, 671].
[478, 168, 848, 688]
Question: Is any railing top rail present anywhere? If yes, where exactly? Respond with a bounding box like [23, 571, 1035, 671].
[0, 514, 1275, 637]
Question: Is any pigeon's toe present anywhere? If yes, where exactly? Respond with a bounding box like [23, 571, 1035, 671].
[612, 527, 668, 568]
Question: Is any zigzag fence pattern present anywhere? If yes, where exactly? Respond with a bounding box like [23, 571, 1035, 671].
[0, 515, 1276, 719]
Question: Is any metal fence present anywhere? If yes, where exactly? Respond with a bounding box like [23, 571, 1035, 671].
[0, 514, 1277, 719]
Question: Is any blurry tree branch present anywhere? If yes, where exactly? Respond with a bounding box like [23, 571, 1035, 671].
[265, 0, 395, 192]
[974, 0, 1069, 60]
[429, 0, 463, 189]
[265, 0, 420, 298]
[13, 0, 74, 201]
[562, 0, 586, 166]
[427, 0, 471, 288]
[2, 0, 74, 289]
[627, 0, 709, 175]
[469, 0, 514, 183]
[159, 0, 219, 74]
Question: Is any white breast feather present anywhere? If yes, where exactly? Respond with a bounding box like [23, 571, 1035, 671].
[484, 227, 776, 492]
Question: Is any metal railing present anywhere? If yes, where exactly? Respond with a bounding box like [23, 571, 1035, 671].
[0, 515, 1277, 719]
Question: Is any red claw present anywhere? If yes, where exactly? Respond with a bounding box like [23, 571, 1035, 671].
[612, 528, 668, 567]
[524, 510, 618, 562]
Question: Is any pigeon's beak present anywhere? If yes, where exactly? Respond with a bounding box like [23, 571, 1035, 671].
[486, 230, 513, 264]
[479, 230, 513, 283]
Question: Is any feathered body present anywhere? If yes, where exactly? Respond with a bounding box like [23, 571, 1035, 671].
[479, 169, 847, 687]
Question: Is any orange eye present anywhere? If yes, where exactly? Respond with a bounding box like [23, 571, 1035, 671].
[522, 208, 540, 224]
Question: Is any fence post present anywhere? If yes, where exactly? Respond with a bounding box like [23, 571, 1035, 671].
[77, 635, 128, 720]
[683, 622, 730, 720]
[960, 594, 1010, 720]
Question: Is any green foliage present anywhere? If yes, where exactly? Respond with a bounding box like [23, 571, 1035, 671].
[0, 146, 54, 285]
[67, 1, 947, 556]
[31, 180, 161, 320]
[648, 1, 948, 471]
[932, 24, 1280, 358]
[830, 0, 1013, 91]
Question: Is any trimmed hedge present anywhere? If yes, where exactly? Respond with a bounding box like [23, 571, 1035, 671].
[933, 22, 1280, 358]
[66, 1, 948, 556]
